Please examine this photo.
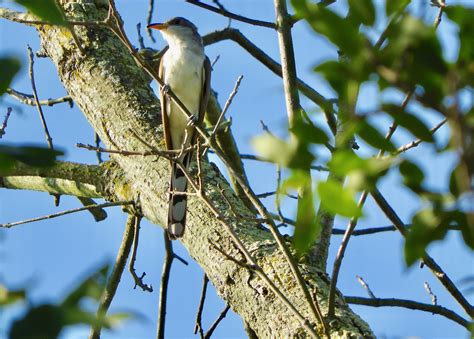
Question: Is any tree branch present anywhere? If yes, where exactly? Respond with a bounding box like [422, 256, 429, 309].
[186, 0, 276, 29]
[89, 214, 136, 339]
[202, 28, 337, 134]
[345, 296, 471, 329]
[6, 88, 73, 107]
[371, 188, 474, 318]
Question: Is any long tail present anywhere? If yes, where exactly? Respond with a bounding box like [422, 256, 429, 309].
[167, 153, 191, 239]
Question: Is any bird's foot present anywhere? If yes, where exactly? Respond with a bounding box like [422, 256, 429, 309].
[161, 84, 171, 95]
[187, 114, 198, 127]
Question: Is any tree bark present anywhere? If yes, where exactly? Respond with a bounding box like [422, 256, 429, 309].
[0, 1, 373, 336]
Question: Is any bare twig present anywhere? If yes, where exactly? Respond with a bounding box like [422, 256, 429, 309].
[395, 118, 447, 154]
[6, 88, 73, 107]
[0, 107, 12, 139]
[27, 45, 54, 149]
[356, 275, 376, 299]
[89, 214, 135, 339]
[194, 274, 209, 338]
[136, 22, 145, 49]
[94, 134, 104, 164]
[128, 215, 153, 292]
[204, 305, 231, 338]
[424, 282, 438, 306]
[239, 153, 329, 172]
[432, 0, 447, 28]
[157, 230, 174, 339]
[210, 75, 243, 139]
[146, 0, 156, 43]
[185, 0, 276, 29]
[0, 201, 133, 228]
[345, 296, 470, 329]
[77, 142, 183, 158]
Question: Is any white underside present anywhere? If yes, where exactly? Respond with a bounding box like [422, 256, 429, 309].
[162, 45, 204, 150]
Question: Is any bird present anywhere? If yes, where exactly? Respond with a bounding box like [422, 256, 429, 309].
[148, 17, 211, 239]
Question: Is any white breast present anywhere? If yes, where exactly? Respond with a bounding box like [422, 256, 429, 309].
[163, 47, 204, 149]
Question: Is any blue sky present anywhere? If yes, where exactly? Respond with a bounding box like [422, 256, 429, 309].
[1, 0, 473, 337]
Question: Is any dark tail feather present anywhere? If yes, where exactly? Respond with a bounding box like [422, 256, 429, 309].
[167, 153, 191, 239]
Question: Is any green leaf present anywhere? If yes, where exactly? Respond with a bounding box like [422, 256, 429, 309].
[14, 0, 65, 25]
[9, 304, 64, 339]
[383, 104, 434, 142]
[356, 120, 397, 152]
[378, 15, 447, 104]
[348, 0, 376, 26]
[289, 170, 321, 255]
[0, 145, 64, 169]
[317, 180, 362, 218]
[445, 6, 474, 87]
[0, 285, 26, 306]
[0, 57, 21, 96]
[386, 0, 411, 17]
[61, 264, 109, 308]
[251, 134, 314, 170]
[404, 209, 465, 266]
[328, 150, 391, 190]
[329, 150, 391, 176]
[445, 6, 474, 65]
[292, 1, 365, 57]
[290, 119, 329, 145]
[399, 160, 425, 192]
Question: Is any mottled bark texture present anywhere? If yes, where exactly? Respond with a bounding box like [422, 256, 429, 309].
[1, 0, 373, 336]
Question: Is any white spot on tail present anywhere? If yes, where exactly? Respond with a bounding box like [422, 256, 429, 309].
[169, 222, 185, 238]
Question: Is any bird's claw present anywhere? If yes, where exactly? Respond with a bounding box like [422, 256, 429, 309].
[187, 115, 198, 127]
[161, 84, 171, 94]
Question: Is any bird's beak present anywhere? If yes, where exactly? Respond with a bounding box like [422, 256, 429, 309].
[147, 23, 168, 30]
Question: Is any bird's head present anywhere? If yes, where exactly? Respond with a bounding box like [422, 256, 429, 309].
[148, 17, 201, 45]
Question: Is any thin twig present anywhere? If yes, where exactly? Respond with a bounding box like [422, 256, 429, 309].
[0, 201, 133, 228]
[356, 275, 376, 299]
[432, 0, 447, 28]
[345, 296, 470, 329]
[0, 107, 12, 139]
[136, 22, 145, 49]
[89, 214, 135, 339]
[6, 88, 73, 107]
[185, 0, 276, 29]
[395, 118, 447, 154]
[424, 282, 438, 306]
[204, 305, 231, 338]
[146, 0, 156, 43]
[27, 45, 54, 149]
[194, 274, 209, 338]
[210, 75, 243, 138]
[239, 153, 329, 172]
[157, 230, 174, 339]
[77, 142, 183, 158]
[94, 134, 103, 163]
[128, 215, 153, 292]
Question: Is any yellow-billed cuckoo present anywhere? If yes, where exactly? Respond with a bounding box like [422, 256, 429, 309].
[148, 17, 211, 239]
